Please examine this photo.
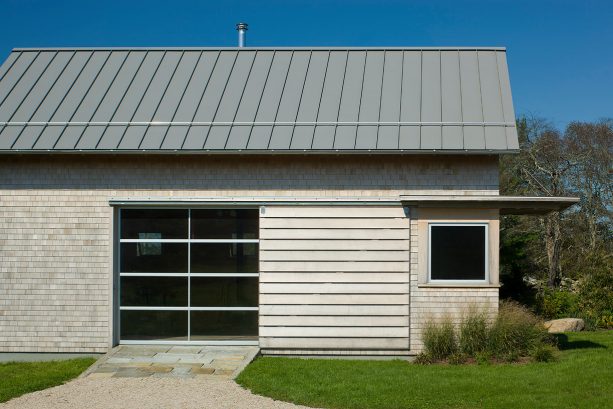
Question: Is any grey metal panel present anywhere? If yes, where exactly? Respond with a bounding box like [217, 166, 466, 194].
[496, 51, 516, 123]
[31, 51, 93, 121]
[317, 51, 347, 122]
[254, 51, 292, 121]
[379, 51, 402, 122]
[311, 125, 335, 149]
[234, 51, 274, 122]
[337, 51, 366, 122]
[111, 51, 164, 121]
[484, 126, 507, 150]
[204, 125, 231, 149]
[295, 51, 329, 122]
[354, 125, 377, 149]
[459, 51, 483, 122]
[0, 51, 55, 121]
[441, 51, 462, 122]
[117, 125, 147, 149]
[420, 51, 441, 122]
[139, 125, 169, 149]
[247, 125, 272, 149]
[478, 51, 504, 123]
[225, 125, 251, 149]
[506, 127, 519, 150]
[168, 52, 217, 122]
[54, 125, 86, 149]
[12, 125, 42, 148]
[50, 51, 110, 121]
[0, 125, 24, 148]
[421, 125, 442, 149]
[152, 51, 201, 122]
[193, 51, 238, 121]
[91, 52, 147, 121]
[0, 52, 38, 108]
[160, 125, 189, 149]
[33, 125, 64, 149]
[10, 52, 73, 122]
[0, 52, 21, 81]
[76, 125, 105, 149]
[399, 126, 420, 149]
[131, 51, 182, 121]
[334, 125, 357, 149]
[358, 51, 384, 122]
[289, 125, 315, 149]
[182, 125, 209, 149]
[96, 125, 127, 149]
[400, 51, 421, 122]
[213, 51, 256, 122]
[268, 125, 293, 149]
[377, 125, 399, 149]
[275, 51, 310, 122]
[463, 126, 485, 149]
[69, 51, 129, 122]
[442, 125, 463, 149]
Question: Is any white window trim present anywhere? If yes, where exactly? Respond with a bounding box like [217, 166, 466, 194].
[427, 222, 489, 284]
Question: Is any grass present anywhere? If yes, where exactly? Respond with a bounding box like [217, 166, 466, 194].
[0, 358, 96, 403]
[237, 331, 613, 409]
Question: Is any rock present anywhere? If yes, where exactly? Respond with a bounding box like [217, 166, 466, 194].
[544, 318, 585, 333]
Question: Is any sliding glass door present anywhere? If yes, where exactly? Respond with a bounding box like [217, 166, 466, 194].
[117, 208, 259, 343]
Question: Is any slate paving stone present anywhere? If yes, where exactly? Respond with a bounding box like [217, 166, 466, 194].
[168, 346, 203, 354]
[148, 365, 173, 373]
[214, 369, 235, 376]
[192, 367, 215, 375]
[112, 369, 151, 378]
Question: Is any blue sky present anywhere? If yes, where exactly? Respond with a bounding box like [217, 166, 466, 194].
[1, 0, 611, 128]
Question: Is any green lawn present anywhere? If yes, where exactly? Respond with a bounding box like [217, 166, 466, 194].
[0, 358, 96, 403]
[237, 331, 613, 409]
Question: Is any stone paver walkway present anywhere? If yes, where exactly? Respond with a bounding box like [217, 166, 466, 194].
[85, 345, 259, 379]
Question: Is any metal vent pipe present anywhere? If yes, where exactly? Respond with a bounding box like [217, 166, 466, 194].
[236, 23, 248, 47]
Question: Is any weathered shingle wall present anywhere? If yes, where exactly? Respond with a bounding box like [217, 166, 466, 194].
[0, 154, 498, 353]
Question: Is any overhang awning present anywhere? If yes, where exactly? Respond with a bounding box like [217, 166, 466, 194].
[399, 195, 579, 215]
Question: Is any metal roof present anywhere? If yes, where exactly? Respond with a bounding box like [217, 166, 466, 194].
[0, 48, 518, 153]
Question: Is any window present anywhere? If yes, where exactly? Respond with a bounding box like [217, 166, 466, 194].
[118, 208, 259, 343]
[428, 223, 488, 282]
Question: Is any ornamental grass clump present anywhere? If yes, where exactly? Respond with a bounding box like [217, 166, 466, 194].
[458, 307, 490, 356]
[419, 301, 556, 364]
[488, 301, 550, 359]
[422, 316, 457, 361]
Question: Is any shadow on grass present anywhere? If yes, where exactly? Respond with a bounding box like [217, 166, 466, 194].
[555, 334, 607, 351]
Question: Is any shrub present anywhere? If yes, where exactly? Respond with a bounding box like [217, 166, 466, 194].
[475, 351, 493, 365]
[576, 262, 613, 329]
[537, 289, 578, 319]
[422, 316, 457, 360]
[531, 344, 558, 362]
[448, 352, 468, 365]
[488, 301, 549, 358]
[459, 307, 489, 355]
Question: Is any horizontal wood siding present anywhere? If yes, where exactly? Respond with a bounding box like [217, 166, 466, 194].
[259, 205, 410, 354]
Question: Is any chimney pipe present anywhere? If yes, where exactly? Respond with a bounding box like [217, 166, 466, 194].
[236, 22, 248, 47]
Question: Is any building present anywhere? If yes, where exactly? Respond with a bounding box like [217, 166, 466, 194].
[0, 46, 576, 356]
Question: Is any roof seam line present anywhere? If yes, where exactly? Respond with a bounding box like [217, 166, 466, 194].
[310, 50, 331, 149]
[224, 50, 258, 149]
[331, 51, 349, 149]
[266, 50, 294, 149]
[288, 51, 312, 149]
[244, 50, 275, 149]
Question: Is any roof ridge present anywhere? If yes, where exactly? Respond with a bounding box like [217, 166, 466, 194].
[11, 46, 507, 52]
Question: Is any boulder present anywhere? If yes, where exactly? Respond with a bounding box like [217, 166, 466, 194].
[544, 318, 585, 333]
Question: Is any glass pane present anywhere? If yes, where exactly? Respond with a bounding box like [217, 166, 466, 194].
[120, 243, 188, 273]
[191, 243, 258, 273]
[121, 276, 188, 307]
[120, 209, 188, 239]
[191, 209, 259, 239]
[191, 277, 258, 307]
[430, 225, 486, 280]
[120, 310, 188, 341]
[190, 311, 258, 340]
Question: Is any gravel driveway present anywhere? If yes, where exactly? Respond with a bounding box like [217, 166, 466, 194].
[0, 376, 314, 409]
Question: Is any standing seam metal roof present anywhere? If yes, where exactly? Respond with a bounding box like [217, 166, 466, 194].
[0, 47, 518, 153]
